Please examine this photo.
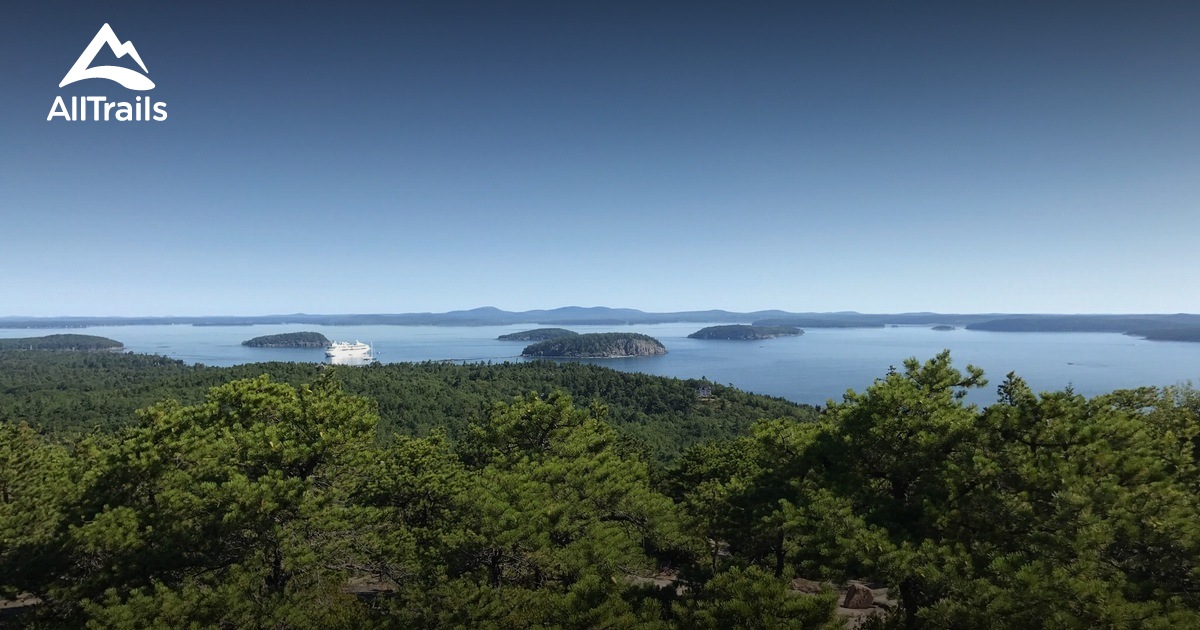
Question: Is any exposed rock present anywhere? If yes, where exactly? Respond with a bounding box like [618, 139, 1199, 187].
[790, 577, 824, 594]
[842, 582, 874, 609]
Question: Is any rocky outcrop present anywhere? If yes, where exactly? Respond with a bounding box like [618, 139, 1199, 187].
[596, 337, 668, 357]
[842, 582, 874, 609]
[790, 577, 826, 594]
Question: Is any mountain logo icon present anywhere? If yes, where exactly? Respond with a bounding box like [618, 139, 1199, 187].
[59, 23, 155, 91]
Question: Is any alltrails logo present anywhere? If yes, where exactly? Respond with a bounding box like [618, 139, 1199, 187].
[48, 23, 168, 122]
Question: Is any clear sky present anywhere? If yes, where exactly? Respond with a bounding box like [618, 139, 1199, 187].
[3, 1, 1198, 316]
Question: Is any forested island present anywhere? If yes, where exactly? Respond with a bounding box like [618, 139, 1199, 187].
[496, 328, 578, 341]
[688, 324, 803, 340]
[521, 332, 668, 358]
[931, 325, 956, 331]
[2, 349, 1197, 628]
[0, 334, 122, 351]
[241, 332, 331, 348]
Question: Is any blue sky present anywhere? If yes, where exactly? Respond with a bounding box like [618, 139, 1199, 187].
[2, 1, 1198, 316]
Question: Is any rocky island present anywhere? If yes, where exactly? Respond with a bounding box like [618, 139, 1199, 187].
[497, 328, 578, 341]
[242, 332, 331, 348]
[688, 324, 803, 340]
[521, 332, 667, 358]
[0, 334, 123, 351]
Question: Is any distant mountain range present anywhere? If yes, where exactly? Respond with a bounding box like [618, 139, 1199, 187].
[3, 308, 1200, 341]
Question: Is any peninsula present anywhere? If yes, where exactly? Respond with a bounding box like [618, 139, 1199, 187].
[521, 332, 667, 358]
[242, 332, 330, 348]
[688, 325, 803, 340]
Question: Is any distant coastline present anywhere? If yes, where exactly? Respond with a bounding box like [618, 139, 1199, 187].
[3, 309, 1200, 342]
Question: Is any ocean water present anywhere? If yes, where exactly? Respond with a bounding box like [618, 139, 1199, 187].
[3, 323, 1198, 405]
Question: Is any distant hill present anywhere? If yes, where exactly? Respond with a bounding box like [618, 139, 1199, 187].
[522, 333, 667, 358]
[688, 325, 803, 340]
[0, 308, 944, 329]
[0, 334, 122, 351]
[242, 332, 330, 348]
[497, 328, 578, 341]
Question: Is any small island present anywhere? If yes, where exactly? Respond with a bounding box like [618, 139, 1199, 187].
[521, 332, 667, 358]
[0, 334, 123, 352]
[497, 328, 578, 341]
[931, 325, 956, 331]
[242, 332, 331, 348]
[688, 325, 803, 340]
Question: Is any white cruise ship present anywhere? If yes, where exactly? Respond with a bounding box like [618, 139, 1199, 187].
[325, 340, 371, 358]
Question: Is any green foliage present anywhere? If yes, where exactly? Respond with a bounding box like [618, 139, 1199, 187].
[0, 422, 76, 600]
[3, 350, 1198, 628]
[385, 392, 686, 628]
[0, 351, 814, 462]
[671, 351, 1200, 628]
[10, 374, 382, 626]
[673, 566, 838, 629]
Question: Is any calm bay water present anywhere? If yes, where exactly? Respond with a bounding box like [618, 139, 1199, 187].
[4, 323, 1199, 405]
